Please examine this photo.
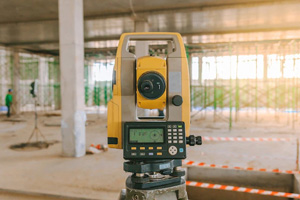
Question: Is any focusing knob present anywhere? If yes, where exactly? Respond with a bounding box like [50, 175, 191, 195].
[196, 136, 202, 145]
[172, 95, 183, 106]
[186, 135, 202, 146]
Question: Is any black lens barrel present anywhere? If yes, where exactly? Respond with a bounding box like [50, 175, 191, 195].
[138, 72, 166, 100]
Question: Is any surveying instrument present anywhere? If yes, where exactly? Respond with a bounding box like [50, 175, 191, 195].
[27, 80, 46, 143]
[107, 33, 202, 200]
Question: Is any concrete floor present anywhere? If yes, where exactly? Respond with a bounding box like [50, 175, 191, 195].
[0, 111, 299, 200]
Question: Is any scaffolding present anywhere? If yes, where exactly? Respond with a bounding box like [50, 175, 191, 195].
[188, 39, 300, 129]
[1, 39, 299, 127]
[0, 48, 113, 113]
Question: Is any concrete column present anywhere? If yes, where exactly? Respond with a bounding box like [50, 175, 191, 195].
[88, 61, 93, 86]
[59, 0, 86, 157]
[0, 50, 6, 104]
[134, 19, 149, 58]
[38, 57, 49, 106]
[12, 50, 21, 116]
[198, 56, 203, 85]
[263, 53, 268, 80]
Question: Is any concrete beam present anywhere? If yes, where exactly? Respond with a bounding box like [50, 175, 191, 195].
[59, 0, 86, 157]
[0, 0, 293, 25]
[4, 1, 300, 49]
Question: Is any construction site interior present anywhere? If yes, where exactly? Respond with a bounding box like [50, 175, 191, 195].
[1, 0, 300, 200]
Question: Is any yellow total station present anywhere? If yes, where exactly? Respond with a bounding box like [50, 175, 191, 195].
[107, 32, 190, 150]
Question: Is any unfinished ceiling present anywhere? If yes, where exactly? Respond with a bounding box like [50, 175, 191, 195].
[0, 0, 300, 54]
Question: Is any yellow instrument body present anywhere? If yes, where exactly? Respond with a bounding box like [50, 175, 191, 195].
[107, 32, 190, 149]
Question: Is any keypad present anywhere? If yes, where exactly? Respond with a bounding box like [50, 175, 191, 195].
[167, 123, 184, 145]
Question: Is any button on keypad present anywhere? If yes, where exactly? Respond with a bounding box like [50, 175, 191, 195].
[167, 124, 184, 146]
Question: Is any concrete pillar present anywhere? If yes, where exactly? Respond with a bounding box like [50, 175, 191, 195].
[134, 19, 149, 58]
[59, 0, 86, 157]
[38, 57, 49, 106]
[198, 56, 203, 85]
[263, 53, 268, 80]
[0, 50, 6, 104]
[12, 50, 21, 116]
[87, 61, 93, 86]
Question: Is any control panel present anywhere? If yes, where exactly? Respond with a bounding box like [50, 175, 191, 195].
[123, 122, 186, 160]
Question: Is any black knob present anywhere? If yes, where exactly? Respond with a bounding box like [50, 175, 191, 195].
[172, 95, 183, 106]
[196, 136, 202, 145]
[186, 135, 195, 146]
[186, 135, 202, 146]
[160, 168, 172, 175]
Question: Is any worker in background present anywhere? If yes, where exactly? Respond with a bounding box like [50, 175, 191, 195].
[5, 89, 12, 118]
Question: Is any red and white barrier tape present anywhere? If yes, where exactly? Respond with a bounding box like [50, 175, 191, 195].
[186, 181, 300, 199]
[183, 160, 299, 175]
[198, 151, 295, 161]
[202, 136, 292, 142]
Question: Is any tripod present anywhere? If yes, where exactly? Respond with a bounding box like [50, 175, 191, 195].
[119, 160, 188, 200]
[27, 97, 47, 143]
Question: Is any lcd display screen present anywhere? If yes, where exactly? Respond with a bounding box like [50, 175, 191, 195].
[129, 128, 164, 143]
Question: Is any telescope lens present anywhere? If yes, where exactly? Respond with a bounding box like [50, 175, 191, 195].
[138, 72, 166, 100]
[141, 81, 153, 93]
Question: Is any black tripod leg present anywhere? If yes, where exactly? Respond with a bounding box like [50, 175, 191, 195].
[37, 127, 47, 142]
[27, 128, 36, 143]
